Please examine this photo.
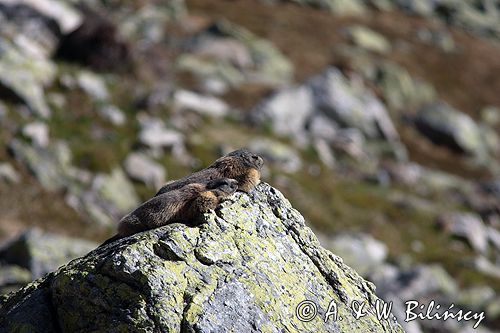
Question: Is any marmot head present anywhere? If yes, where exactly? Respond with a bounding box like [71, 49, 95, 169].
[214, 149, 264, 171]
[206, 178, 239, 195]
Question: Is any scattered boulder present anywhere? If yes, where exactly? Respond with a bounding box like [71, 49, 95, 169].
[252, 66, 401, 158]
[0, 162, 20, 184]
[92, 167, 140, 214]
[76, 70, 109, 101]
[173, 89, 229, 117]
[416, 27, 456, 52]
[374, 62, 436, 112]
[390, 0, 500, 41]
[473, 256, 500, 279]
[0, 183, 403, 332]
[0, 228, 96, 279]
[138, 116, 185, 154]
[252, 85, 313, 142]
[97, 104, 126, 125]
[8, 139, 72, 191]
[22, 121, 49, 147]
[178, 20, 293, 88]
[56, 7, 129, 71]
[321, 233, 388, 276]
[248, 138, 302, 173]
[119, 2, 187, 43]
[486, 226, 500, 252]
[0, 264, 31, 295]
[371, 264, 459, 333]
[437, 212, 488, 254]
[0, 0, 81, 35]
[457, 286, 495, 312]
[310, 68, 399, 141]
[287, 0, 367, 15]
[124, 152, 166, 189]
[347, 25, 391, 53]
[414, 102, 498, 160]
[480, 106, 500, 127]
[0, 37, 55, 118]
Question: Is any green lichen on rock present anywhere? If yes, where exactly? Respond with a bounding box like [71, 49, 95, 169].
[0, 183, 404, 332]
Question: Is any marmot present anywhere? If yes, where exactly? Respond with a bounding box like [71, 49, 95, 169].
[155, 149, 264, 196]
[101, 178, 238, 245]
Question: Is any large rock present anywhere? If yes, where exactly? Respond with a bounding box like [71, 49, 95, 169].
[0, 183, 403, 332]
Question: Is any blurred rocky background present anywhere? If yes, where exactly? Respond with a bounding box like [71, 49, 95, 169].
[0, 0, 499, 332]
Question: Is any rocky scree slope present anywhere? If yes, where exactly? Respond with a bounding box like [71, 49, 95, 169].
[0, 183, 402, 333]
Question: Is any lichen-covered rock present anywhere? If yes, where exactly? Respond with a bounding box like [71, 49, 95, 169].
[0, 183, 403, 333]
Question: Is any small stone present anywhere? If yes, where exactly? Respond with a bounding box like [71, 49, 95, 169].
[456, 286, 495, 310]
[93, 168, 140, 213]
[173, 90, 229, 117]
[22, 122, 49, 147]
[251, 85, 313, 143]
[248, 139, 302, 173]
[480, 106, 500, 126]
[347, 25, 391, 53]
[124, 152, 166, 189]
[0, 264, 32, 287]
[486, 226, 500, 252]
[0, 37, 55, 118]
[7, 0, 82, 33]
[323, 233, 388, 276]
[415, 102, 497, 161]
[98, 105, 126, 126]
[0, 163, 21, 184]
[138, 116, 185, 151]
[437, 212, 488, 253]
[474, 256, 500, 279]
[76, 71, 109, 101]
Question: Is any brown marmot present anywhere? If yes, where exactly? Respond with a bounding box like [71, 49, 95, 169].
[155, 149, 264, 196]
[101, 178, 238, 245]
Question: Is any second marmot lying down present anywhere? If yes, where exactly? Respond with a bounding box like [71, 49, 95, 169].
[102, 178, 238, 244]
[155, 149, 264, 196]
[119, 178, 238, 237]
